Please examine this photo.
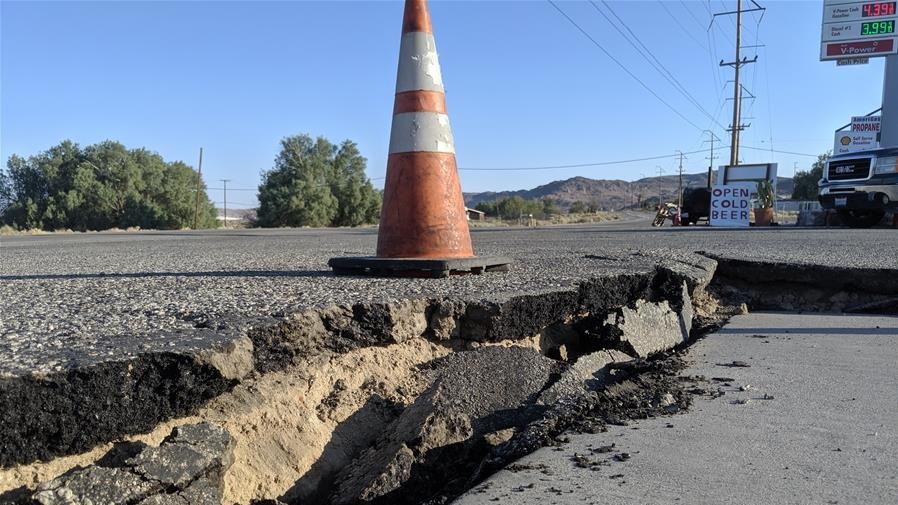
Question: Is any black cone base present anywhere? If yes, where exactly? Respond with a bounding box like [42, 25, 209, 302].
[328, 256, 512, 279]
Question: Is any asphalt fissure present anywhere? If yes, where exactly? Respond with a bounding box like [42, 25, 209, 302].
[704, 254, 898, 313]
[1, 259, 708, 502]
[6, 253, 898, 504]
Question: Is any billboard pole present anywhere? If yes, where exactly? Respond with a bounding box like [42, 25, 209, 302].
[882, 54, 898, 148]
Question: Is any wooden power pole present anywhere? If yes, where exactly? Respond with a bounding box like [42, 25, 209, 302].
[714, 0, 765, 166]
[193, 147, 203, 230]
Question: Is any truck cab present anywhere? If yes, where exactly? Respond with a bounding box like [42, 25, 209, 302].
[818, 147, 898, 228]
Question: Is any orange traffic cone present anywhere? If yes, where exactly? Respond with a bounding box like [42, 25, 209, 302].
[329, 0, 510, 278]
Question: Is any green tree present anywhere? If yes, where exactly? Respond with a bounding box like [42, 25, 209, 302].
[541, 198, 560, 217]
[474, 200, 498, 217]
[498, 196, 527, 220]
[792, 152, 830, 201]
[568, 201, 587, 214]
[1, 140, 217, 231]
[0, 169, 12, 215]
[330, 141, 381, 226]
[256, 134, 380, 228]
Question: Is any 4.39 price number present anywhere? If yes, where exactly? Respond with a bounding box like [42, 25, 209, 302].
[861, 19, 896, 35]
[862, 2, 896, 17]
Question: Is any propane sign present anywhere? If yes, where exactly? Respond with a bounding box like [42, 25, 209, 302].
[710, 185, 751, 227]
[851, 115, 881, 131]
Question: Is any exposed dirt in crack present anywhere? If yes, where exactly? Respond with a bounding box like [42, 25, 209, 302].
[1, 338, 452, 504]
[703, 253, 898, 312]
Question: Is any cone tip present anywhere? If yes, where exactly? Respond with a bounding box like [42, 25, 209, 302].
[402, 0, 432, 34]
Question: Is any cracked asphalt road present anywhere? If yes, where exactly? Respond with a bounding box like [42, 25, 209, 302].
[1, 215, 896, 376]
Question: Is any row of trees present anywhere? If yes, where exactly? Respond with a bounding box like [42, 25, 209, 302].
[0, 140, 218, 231]
[255, 135, 380, 227]
[474, 196, 558, 220]
[791, 152, 829, 201]
[0, 134, 383, 231]
[474, 196, 607, 219]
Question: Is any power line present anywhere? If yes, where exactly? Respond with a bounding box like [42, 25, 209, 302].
[707, 16, 724, 104]
[591, 1, 726, 130]
[657, 0, 708, 51]
[547, 0, 705, 132]
[741, 145, 814, 156]
[206, 175, 384, 191]
[457, 145, 817, 173]
[679, 0, 710, 31]
[458, 149, 710, 172]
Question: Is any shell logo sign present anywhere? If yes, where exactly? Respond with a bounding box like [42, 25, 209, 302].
[834, 131, 879, 154]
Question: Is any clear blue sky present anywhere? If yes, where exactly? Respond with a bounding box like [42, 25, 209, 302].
[1, 0, 888, 208]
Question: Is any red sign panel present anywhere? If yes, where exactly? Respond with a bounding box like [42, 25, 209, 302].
[825, 38, 896, 56]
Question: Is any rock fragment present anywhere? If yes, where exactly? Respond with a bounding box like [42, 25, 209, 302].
[29, 423, 234, 505]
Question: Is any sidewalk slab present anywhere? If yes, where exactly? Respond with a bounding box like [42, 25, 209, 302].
[454, 312, 898, 505]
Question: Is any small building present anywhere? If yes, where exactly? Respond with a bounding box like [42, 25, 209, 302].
[465, 207, 485, 221]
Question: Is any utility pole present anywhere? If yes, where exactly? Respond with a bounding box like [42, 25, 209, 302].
[702, 130, 721, 170]
[882, 55, 898, 149]
[676, 151, 686, 216]
[656, 166, 665, 207]
[703, 130, 721, 186]
[220, 179, 231, 229]
[714, 0, 764, 166]
[193, 147, 203, 230]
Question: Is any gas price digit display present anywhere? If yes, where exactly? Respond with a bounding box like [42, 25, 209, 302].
[861, 19, 896, 35]
[862, 2, 896, 17]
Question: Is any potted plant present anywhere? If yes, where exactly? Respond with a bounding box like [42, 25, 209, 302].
[754, 180, 775, 226]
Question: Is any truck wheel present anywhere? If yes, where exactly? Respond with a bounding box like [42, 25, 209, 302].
[837, 209, 885, 228]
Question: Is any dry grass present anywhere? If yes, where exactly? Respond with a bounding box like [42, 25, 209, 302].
[468, 212, 621, 228]
[0, 227, 81, 236]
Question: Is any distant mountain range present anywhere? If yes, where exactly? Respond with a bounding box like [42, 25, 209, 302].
[464, 174, 794, 210]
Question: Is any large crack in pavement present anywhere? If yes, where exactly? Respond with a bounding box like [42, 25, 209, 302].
[2, 252, 895, 505]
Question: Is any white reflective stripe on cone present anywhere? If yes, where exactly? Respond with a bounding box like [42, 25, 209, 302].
[389, 112, 455, 154]
[395, 32, 444, 93]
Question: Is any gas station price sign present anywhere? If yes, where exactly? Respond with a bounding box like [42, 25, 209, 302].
[822, 0, 898, 60]
[862, 2, 896, 17]
[861, 19, 896, 34]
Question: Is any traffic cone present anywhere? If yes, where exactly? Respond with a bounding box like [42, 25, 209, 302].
[329, 0, 510, 278]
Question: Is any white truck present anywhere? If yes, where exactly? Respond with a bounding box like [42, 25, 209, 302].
[818, 147, 898, 228]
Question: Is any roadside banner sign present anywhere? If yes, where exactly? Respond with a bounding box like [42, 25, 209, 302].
[821, 1, 898, 61]
[837, 56, 870, 64]
[717, 163, 778, 185]
[710, 185, 751, 227]
[851, 115, 881, 131]
[834, 130, 880, 153]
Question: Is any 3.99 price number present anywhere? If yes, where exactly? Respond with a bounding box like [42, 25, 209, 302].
[861, 20, 896, 35]
[862, 2, 897, 17]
